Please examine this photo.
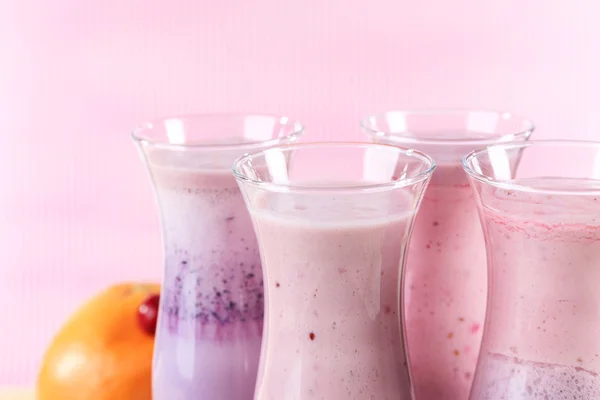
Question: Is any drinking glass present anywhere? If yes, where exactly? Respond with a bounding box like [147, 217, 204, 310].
[464, 140, 600, 400]
[361, 110, 534, 399]
[131, 114, 304, 400]
[233, 142, 435, 399]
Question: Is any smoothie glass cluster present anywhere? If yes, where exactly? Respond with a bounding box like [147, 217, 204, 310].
[132, 114, 303, 400]
[131, 110, 565, 400]
[361, 110, 534, 399]
[233, 143, 435, 399]
[464, 141, 600, 400]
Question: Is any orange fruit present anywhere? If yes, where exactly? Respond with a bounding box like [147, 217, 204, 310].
[37, 283, 160, 400]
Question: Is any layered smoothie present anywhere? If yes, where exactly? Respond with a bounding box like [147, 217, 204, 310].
[250, 191, 415, 400]
[150, 159, 263, 400]
[470, 179, 600, 399]
[405, 162, 486, 399]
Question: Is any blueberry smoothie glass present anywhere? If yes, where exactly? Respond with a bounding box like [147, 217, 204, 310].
[362, 110, 534, 399]
[131, 114, 303, 400]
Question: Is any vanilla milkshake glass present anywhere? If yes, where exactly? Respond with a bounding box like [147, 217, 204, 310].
[233, 142, 435, 400]
[464, 141, 600, 400]
[362, 110, 534, 399]
[131, 114, 304, 400]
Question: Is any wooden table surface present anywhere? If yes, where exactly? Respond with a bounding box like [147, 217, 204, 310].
[0, 389, 33, 399]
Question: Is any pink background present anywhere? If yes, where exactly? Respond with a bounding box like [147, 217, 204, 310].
[1, 0, 599, 386]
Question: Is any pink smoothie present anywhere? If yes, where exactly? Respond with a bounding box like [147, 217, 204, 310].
[250, 192, 415, 400]
[470, 178, 600, 399]
[405, 162, 486, 399]
[150, 161, 263, 400]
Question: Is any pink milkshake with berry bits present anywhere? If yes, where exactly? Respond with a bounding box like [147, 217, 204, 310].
[464, 141, 600, 400]
[234, 142, 435, 400]
[471, 196, 600, 400]
[402, 162, 486, 397]
[132, 114, 303, 400]
[464, 140, 600, 399]
[362, 110, 534, 399]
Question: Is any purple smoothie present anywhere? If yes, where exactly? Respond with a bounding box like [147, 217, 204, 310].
[150, 162, 262, 399]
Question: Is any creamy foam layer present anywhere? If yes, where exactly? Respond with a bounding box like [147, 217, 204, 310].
[479, 177, 600, 227]
[473, 353, 600, 400]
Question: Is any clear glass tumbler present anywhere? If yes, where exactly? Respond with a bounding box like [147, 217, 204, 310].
[233, 142, 435, 400]
[131, 114, 304, 400]
[464, 141, 600, 400]
[361, 110, 534, 399]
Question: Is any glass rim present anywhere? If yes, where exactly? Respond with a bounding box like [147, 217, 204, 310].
[360, 109, 535, 146]
[232, 141, 437, 193]
[130, 113, 305, 151]
[462, 140, 600, 195]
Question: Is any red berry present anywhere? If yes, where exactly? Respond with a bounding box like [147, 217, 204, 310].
[137, 294, 160, 335]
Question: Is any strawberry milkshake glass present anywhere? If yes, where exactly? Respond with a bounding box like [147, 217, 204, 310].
[465, 140, 600, 400]
[362, 110, 534, 399]
[234, 142, 435, 400]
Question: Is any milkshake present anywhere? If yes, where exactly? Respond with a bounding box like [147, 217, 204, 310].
[463, 141, 600, 400]
[150, 164, 263, 399]
[132, 114, 304, 400]
[403, 163, 486, 399]
[469, 181, 600, 400]
[253, 201, 413, 399]
[234, 142, 435, 400]
[361, 110, 534, 399]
